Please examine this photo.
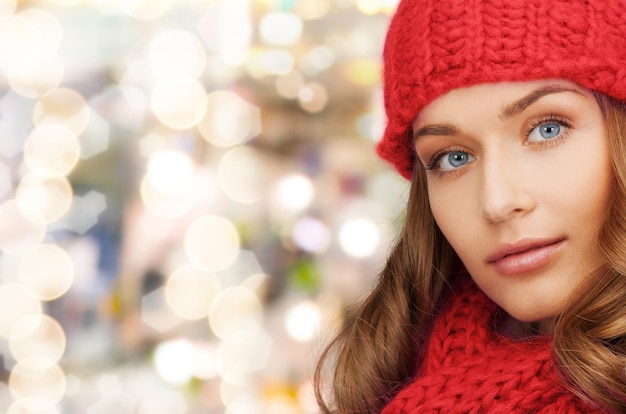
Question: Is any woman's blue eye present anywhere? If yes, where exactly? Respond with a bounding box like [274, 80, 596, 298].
[438, 151, 473, 171]
[529, 122, 561, 141]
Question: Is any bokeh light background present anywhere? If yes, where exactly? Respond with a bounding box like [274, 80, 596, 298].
[0, 0, 409, 412]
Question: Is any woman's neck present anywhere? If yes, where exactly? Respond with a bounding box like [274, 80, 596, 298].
[494, 310, 555, 339]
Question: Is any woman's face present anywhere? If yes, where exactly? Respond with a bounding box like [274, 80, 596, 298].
[413, 80, 613, 323]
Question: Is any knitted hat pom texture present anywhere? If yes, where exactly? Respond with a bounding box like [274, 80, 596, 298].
[377, 0, 626, 180]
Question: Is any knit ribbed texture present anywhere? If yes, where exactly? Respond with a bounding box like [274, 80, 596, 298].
[381, 279, 605, 413]
[377, 0, 626, 179]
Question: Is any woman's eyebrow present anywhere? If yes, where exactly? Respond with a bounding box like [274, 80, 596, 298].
[412, 124, 460, 141]
[499, 85, 583, 119]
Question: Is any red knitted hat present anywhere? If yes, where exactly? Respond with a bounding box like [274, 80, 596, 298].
[377, 0, 626, 180]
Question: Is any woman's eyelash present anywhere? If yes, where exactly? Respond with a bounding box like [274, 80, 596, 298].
[424, 145, 466, 171]
[524, 115, 572, 138]
[424, 153, 441, 171]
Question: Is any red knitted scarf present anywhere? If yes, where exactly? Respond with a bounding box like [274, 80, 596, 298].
[381, 278, 605, 413]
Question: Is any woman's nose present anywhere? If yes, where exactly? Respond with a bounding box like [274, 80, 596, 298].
[479, 153, 536, 224]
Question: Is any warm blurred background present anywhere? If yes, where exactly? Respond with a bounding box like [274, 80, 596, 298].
[0, 0, 408, 412]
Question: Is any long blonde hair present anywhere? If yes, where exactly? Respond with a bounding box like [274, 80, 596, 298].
[553, 94, 626, 412]
[314, 94, 626, 413]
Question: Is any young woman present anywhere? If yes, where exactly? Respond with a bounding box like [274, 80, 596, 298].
[315, 0, 626, 413]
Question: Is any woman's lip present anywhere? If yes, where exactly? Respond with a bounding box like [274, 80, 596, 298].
[487, 238, 565, 275]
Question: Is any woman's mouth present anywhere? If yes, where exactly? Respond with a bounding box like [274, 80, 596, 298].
[486, 238, 565, 275]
